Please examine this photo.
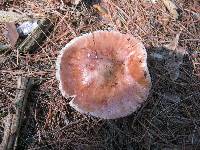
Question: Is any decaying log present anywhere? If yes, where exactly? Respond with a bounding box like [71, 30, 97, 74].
[0, 77, 33, 150]
[17, 18, 54, 53]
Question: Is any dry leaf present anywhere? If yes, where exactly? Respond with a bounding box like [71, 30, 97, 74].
[6, 22, 19, 47]
[162, 0, 179, 19]
[164, 32, 180, 50]
[164, 33, 187, 80]
[93, 4, 111, 21]
[93, 0, 128, 27]
[93, 4, 109, 15]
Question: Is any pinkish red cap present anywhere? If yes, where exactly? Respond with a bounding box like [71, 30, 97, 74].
[56, 30, 151, 119]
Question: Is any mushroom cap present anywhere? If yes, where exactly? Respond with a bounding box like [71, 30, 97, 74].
[56, 31, 151, 119]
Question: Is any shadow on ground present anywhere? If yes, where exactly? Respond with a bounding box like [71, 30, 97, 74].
[18, 47, 200, 150]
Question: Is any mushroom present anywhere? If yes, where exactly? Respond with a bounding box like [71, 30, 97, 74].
[56, 31, 151, 119]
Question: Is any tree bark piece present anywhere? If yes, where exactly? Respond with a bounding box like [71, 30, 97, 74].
[0, 77, 33, 150]
[17, 18, 54, 53]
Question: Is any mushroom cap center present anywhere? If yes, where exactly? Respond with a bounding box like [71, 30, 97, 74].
[82, 50, 123, 87]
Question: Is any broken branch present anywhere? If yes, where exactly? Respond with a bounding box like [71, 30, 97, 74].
[0, 77, 33, 150]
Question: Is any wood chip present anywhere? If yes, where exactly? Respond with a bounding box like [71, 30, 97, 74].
[5, 22, 19, 47]
[162, 0, 179, 19]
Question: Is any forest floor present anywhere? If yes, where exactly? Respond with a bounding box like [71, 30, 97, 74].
[0, 0, 200, 149]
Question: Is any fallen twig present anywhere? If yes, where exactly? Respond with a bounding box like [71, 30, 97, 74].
[0, 77, 33, 150]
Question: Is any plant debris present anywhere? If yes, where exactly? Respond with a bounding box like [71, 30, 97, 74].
[0, 77, 33, 150]
[17, 19, 54, 53]
[0, 0, 199, 149]
[164, 32, 187, 80]
[162, 0, 180, 19]
[17, 20, 38, 37]
[5, 22, 19, 47]
[0, 11, 30, 23]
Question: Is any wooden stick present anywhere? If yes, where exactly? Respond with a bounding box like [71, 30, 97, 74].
[0, 77, 33, 150]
